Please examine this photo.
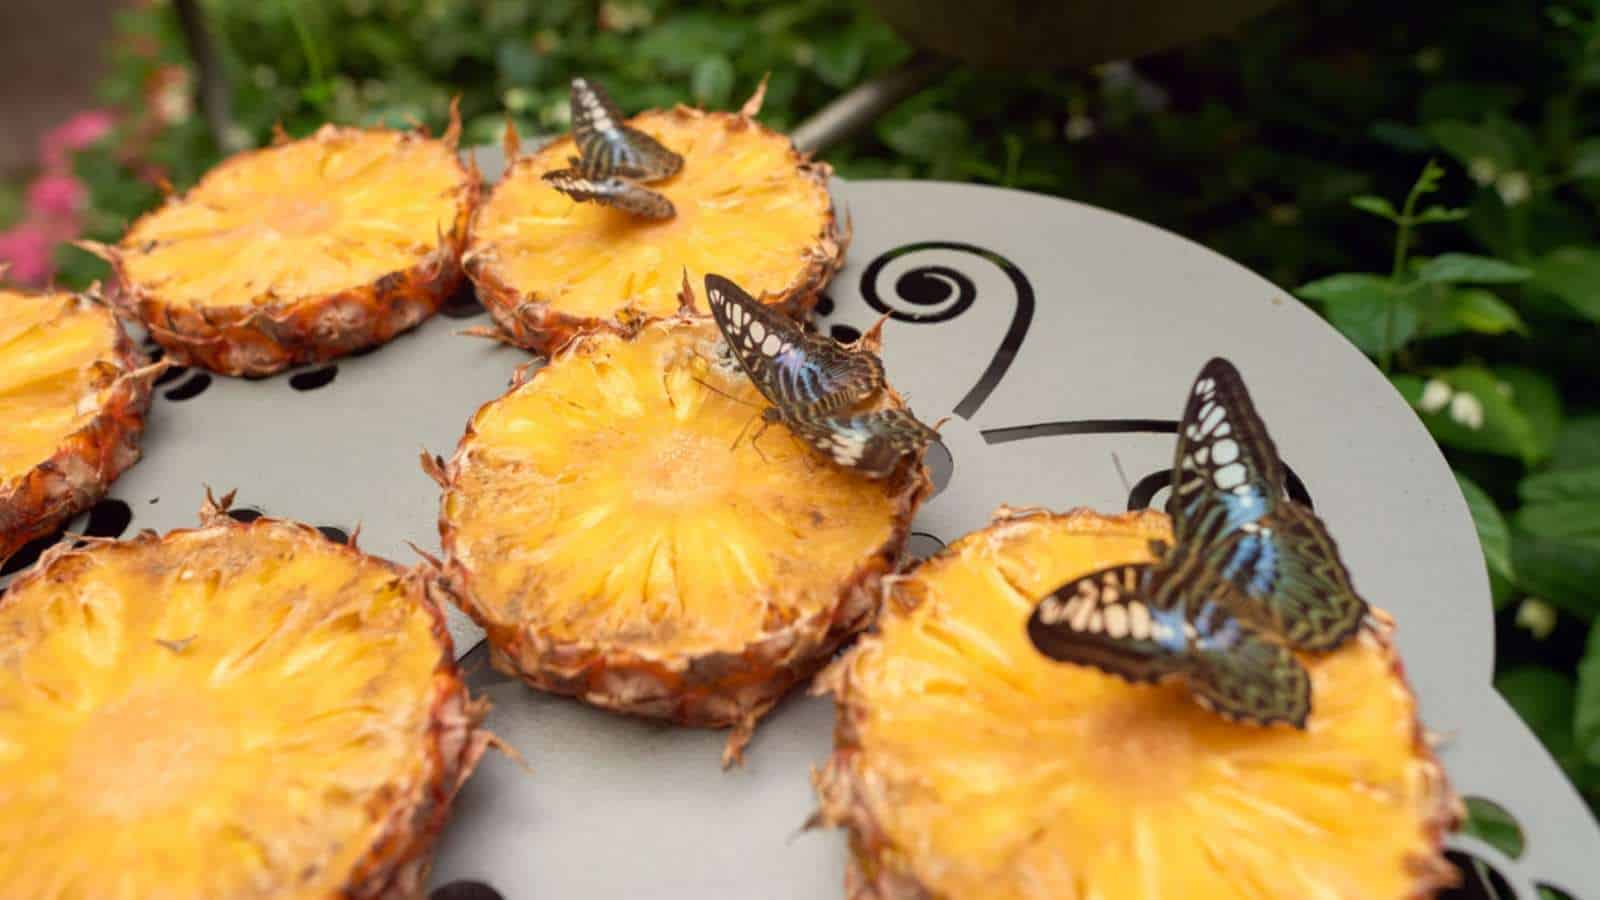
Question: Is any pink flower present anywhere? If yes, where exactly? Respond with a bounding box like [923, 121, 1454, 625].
[0, 224, 59, 285]
[25, 173, 87, 220]
[39, 110, 114, 170]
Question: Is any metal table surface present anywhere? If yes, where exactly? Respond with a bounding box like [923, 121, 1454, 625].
[11, 174, 1594, 899]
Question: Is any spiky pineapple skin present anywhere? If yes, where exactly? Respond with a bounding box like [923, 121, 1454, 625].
[464, 105, 847, 356]
[426, 315, 928, 764]
[0, 294, 161, 564]
[812, 507, 1462, 900]
[103, 125, 479, 377]
[3, 496, 492, 898]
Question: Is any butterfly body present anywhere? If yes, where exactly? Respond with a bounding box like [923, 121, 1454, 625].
[544, 78, 682, 219]
[1028, 357, 1366, 728]
[703, 274, 935, 478]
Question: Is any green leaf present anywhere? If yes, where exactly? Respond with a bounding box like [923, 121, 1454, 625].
[1550, 415, 1600, 470]
[1457, 473, 1515, 586]
[1415, 253, 1532, 285]
[1427, 286, 1536, 336]
[1295, 273, 1397, 305]
[1412, 204, 1470, 224]
[814, 31, 869, 89]
[690, 55, 735, 108]
[1429, 119, 1520, 177]
[878, 109, 969, 164]
[1571, 137, 1600, 180]
[1326, 293, 1418, 356]
[1349, 195, 1397, 221]
[1515, 501, 1600, 542]
[1404, 367, 1544, 463]
[1531, 247, 1600, 321]
[1497, 367, 1562, 460]
[1498, 666, 1578, 756]
[1577, 620, 1600, 766]
[1520, 465, 1600, 504]
[1461, 797, 1525, 859]
[1512, 530, 1600, 620]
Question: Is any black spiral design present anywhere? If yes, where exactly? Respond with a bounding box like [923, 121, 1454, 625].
[859, 241, 1034, 420]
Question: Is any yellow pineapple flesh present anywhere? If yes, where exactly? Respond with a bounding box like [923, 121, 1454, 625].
[428, 314, 926, 763]
[814, 507, 1459, 899]
[465, 94, 844, 354]
[0, 288, 159, 562]
[0, 500, 488, 898]
[97, 123, 478, 375]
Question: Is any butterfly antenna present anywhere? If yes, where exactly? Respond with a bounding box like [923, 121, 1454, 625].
[1111, 452, 1133, 495]
[691, 374, 762, 409]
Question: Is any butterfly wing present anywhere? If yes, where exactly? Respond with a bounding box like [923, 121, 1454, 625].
[569, 77, 683, 182]
[542, 169, 675, 220]
[1169, 357, 1284, 544]
[1029, 564, 1311, 727]
[782, 408, 937, 479]
[703, 274, 883, 416]
[1027, 564, 1184, 684]
[1211, 502, 1368, 651]
[1168, 357, 1367, 652]
[1183, 600, 1311, 728]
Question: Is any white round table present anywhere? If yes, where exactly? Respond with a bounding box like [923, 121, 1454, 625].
[12, 178, 1593, 899]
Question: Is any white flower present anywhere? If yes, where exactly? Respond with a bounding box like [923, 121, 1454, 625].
[503, 87, 533, 113]
[1419, 378, 1453, 413]
[1516, 598, 1557, 639]
[1468, 157, 1498, 186]
[1064, 115, 1096, 142]
[1496, 171, 1532, 206]
[1450, 391, 1484, 430]
[543, 98, 571, 128]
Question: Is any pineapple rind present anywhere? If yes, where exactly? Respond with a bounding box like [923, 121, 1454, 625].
[0, 290, 159, 563]
[104, 125, 479, 376]
[429, 314, 927, 763]
[465, 104, 846, 355]
[0, 497, 489, 899]
[814, 507, 1460, 900]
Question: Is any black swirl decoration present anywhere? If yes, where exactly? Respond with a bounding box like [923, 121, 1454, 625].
[859, 241, 1034, 420]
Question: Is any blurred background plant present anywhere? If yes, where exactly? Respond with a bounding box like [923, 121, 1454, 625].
[1, 0, 1597, 812]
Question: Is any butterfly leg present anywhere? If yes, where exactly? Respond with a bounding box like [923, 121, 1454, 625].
[746, 418, 779, 465]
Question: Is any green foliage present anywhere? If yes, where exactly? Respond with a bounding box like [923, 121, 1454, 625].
[43, 0, 1600, 811]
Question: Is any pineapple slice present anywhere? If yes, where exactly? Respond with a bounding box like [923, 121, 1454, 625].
[425, 313, 927, 763]
[89, 119, 478, 375]
[0, 288, 161, 563]
[0, 495, 489, 898]
[465, 89, 845, 354]
[814, 507, 1460, 899]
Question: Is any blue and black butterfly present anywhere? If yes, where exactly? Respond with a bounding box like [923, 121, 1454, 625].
[1027, 358, 1369, 727]
[543, 78, 682, 220]
[703, 273, 936, 479]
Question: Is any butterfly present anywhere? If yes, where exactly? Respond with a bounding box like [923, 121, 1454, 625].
[541, 170, 675, 220]
[1026, 357, 1369, 728]
[704, 273, 884, 419]
[567, 77, 682, 181]
[702, 273, 937, 478]
[543, 78, 681, 219]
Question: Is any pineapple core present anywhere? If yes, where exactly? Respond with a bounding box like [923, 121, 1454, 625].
[0, 291, 124, 482]
[119, 129, 467, 309]
[443, 318, 902, 659]
[470, 108, 834, 322]
[820, 509, 1457, 900]
[0, 523, 449, 898]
